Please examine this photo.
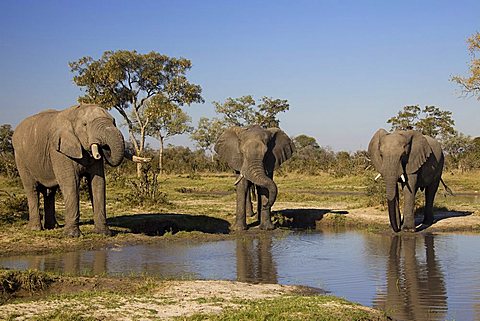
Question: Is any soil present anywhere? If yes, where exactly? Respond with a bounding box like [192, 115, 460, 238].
[0, 278, 330, 320]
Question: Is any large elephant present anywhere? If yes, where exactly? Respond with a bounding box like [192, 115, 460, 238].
[368, 129, 445, 232]
[12, 104, 145, 237]
[215, 125, 295, 231]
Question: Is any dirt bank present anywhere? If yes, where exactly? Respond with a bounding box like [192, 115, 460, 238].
[0, 273, 387, 320]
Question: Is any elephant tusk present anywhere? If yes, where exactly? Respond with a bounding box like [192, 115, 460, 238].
[91, 144, 102, 160]
[400, 174, 406, 183]
[234, 173, 245, 185]
[132, 155, 151, 163]
[374, 173, 382, 181]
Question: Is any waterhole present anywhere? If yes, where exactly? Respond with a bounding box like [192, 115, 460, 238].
[1, 230, 480, 321]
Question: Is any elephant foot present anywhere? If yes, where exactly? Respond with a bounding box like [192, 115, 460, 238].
[259, 221, 275, 231]
[27, 222, 43, 231]
[94, 227, 112, 236]
[44, 220, 59, 230]
[64, 226, 82, 238]
[233, 222, 247, 232]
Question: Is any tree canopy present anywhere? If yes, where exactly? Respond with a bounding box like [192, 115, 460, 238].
[190, 117, 225, 157]
[387, 105, 456, 140]
[213, 95, 289, 128]
[69, 50, 204, 158]
[452, 32, 480, 100]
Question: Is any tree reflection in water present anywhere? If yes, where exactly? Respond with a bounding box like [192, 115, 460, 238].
[236, 234, 277, 283]
[375, 234, 447, 321]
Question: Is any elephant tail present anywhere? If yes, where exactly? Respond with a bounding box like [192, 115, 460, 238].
[441, 178, 454, 196]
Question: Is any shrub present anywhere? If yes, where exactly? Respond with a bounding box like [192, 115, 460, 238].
[0, 190, 28, 224]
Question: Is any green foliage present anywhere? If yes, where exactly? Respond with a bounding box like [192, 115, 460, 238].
[213, 95, 289, 128]
[0, 269, 54, 303]
[0, 190, 28, 224]
[387, 105, 456, 141]
[452, 32, 480, 100]
[285, 135, 369, 177]
[70, 50, 204, 158]
[191, 117, 226, 156]
[124, 164, 171, 207]
[0, 124, 17, 178]
[365, 175, 387, 208]
[184, 296, 387, 321]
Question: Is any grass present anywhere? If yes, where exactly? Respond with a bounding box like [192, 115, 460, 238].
[181, 296, 387, 321]
[0, 270, 387, 321]
[0, 170, 479, 257]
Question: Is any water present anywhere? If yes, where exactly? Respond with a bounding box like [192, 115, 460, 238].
[1, 230, 480, 321]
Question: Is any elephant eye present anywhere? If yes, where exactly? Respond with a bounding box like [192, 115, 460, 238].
[82, 122, 87, 126]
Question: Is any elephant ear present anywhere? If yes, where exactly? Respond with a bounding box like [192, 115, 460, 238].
[403, 131, 432, 174]
[368, 128, 388, 172]
[264, 128, 296, 171]
[55, 122, 83, 159]
[214, 126, 243, 171]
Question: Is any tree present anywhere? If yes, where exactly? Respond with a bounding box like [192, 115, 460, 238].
[190, 117, 225, 161]
[0, 124, 13, 154]
[387, 105, 456, 141]
[0, 124, 16, 178]
[70, 50, 204, 175]
[452, 32, 480, 100]
[293, 134, 320, 150]
[255, 97, 290, 128]
[143, 95, 193, 174]
[213, 95, 289, 128]
[441, 132, 472, 170]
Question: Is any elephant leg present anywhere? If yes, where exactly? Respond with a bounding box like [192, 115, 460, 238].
[43, 187, 58, 229]
[423, 179, 440, 226]
[18, 169, 42, 230]
[87, 165, 111, 235]
[402, 178, 418, 232]
[234, 177, 249, 231]
[257, 185, 274, 230]
[58, 178, 81, 237]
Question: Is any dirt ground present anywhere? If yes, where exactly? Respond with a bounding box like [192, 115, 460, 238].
[0, 278, 384, 320]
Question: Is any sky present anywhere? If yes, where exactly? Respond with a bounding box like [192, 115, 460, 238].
[1, 0, 479, 151]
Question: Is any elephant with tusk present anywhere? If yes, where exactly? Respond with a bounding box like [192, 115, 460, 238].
[12, 104, 149, 237]
[215, 125, 295, 231]
[368, 129, 445, 232]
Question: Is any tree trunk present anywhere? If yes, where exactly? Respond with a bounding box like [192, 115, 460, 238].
[159, 136, 164, 175]
[136, 126, 147, 177]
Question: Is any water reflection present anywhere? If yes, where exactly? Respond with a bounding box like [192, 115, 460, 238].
[236, 234, 277, 283]
[1, 231, 480, 321]
[374, 234, 447, 321]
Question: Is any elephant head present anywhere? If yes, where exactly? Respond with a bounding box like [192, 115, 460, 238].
[215, 125, 295, 208]
[368, 129, 432, 231]
[55, 104, 125, 166]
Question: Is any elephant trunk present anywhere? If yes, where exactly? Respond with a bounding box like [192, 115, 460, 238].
[382, 157, 402, 232]
[243, 159, 277, 208]
[92, 118, 125, 167]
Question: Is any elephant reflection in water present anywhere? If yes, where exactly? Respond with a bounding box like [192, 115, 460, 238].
[23, 250, 107, 275]
[236, 235, 277, 283]
[375, 235, 447, 321]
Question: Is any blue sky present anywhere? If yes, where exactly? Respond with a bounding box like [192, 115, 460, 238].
[1, 0, 479, 151]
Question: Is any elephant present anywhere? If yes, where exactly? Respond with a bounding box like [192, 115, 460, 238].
[12, 104, 147, 237]
[215, 125, 295, 231]
[368, 129, 445, 232]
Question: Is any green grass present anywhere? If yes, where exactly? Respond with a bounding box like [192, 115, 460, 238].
[182, 296, 387, 321]
[0, 170, 479, 256]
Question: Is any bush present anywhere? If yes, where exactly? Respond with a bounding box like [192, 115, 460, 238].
[124, 164, 171, 207]
[0, 190, 28, 224]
